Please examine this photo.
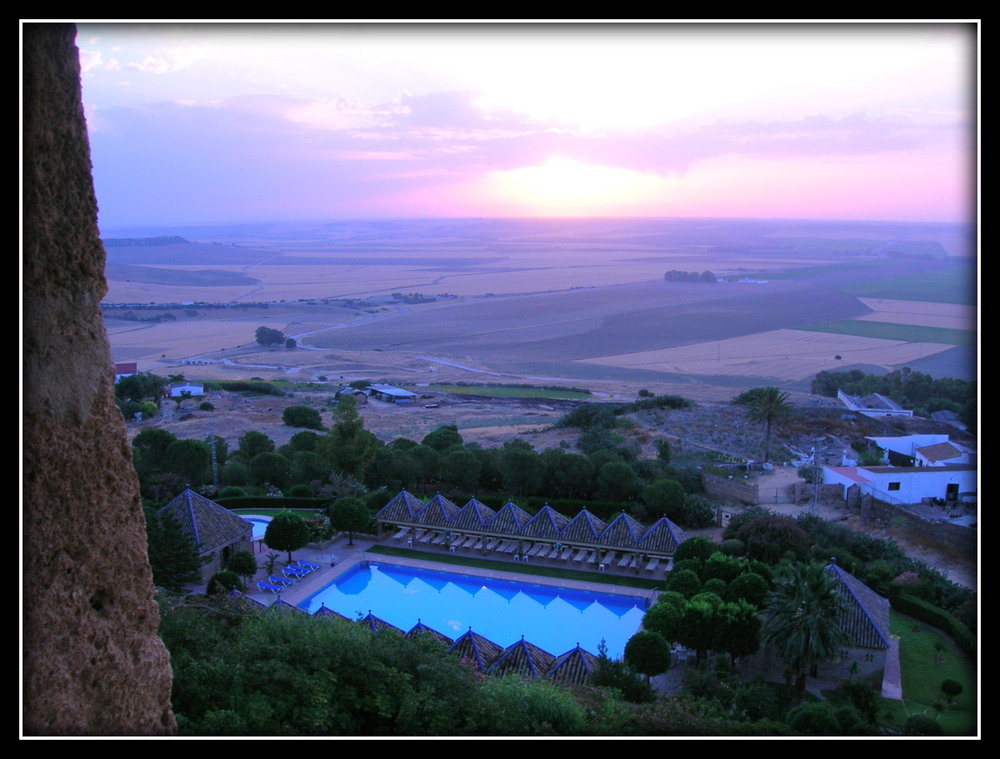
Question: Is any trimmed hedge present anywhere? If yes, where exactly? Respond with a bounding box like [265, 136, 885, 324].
[891, 592, 976, 659]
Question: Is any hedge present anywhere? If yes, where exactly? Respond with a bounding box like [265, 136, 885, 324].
[891, 592, 976, 659]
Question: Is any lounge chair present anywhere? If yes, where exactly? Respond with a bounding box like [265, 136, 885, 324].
[393, 528, 409, 540]
[618, 553, 631, 568]
[645, 558, 660, 573]
[257, 581, 282, 594]
[297, 559, 322, 569]
[574, 548, 588, 562]
[269, 575, 294, 587]
[560, 547, 574, 561]
[282, 566, 308, 579]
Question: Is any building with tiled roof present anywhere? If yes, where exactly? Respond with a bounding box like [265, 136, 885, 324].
[373, 492, 688, 567]
[157, 488, 253, 584]
[488, 636, 557, 678]
[820, 562, 892, 682]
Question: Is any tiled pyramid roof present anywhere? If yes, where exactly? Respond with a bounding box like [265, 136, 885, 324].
[158, 489, 252, 554]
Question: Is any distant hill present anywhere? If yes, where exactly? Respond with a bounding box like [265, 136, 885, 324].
[103, 235, 189, 247]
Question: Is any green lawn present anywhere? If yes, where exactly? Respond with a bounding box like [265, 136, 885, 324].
[799, 320, 975, 345]
[878, 611, 977, 736]
[429, 383, 591, 400]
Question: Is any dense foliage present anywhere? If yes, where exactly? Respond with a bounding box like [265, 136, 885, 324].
[811, 368, 976, 429]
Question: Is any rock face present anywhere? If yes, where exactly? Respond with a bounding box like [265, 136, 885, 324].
[22, 23, 175, 735]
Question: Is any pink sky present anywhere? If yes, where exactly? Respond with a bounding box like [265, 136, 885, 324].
[68, 22, 977, 229]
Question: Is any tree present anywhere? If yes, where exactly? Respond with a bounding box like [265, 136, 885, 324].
[144, 506, 206, 591]
[624, 630, 672, 681]
[255, 326, 284, 346]
[163, 438, 211, 486]
[642, 479, 685, 521]
[327, 496, 371, 546]
[284, 337, 297, 350]
[761, 563, 849, 698]
[131, 428, 178, 477]
[171, 390, 194, 411]
[115, 371, 165, 402]
[234, 430, 275, 463]
[263, 511, 312, 563]
[226, 550, 259, 589]
[283, 405, 324, 430]
[421, 424, 464, 452]
[249, 452, 291, 489]
[743, 386, 791, 463]
[941, 678, 963, 704]
[321, 395, 381, 478]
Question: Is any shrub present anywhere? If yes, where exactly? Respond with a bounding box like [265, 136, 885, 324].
[904, 714, 944, 736]
[720, 538, 745, 557]
[283, 405, 324, 430]
[198, 401, 214, 411]
[207, 569, 243, 595]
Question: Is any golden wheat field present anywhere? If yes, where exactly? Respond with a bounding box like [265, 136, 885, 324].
[580, 328, 956, 381]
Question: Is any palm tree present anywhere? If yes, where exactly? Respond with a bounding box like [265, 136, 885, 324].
[761, 562, 849, 699]
[745, 386, 791, 463]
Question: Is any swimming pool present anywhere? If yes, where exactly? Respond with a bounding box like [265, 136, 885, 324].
[243, 516, 271, 541]
[299, 562, 648, 658]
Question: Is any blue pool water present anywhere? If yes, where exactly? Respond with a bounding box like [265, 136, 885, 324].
[245, 516, 271, 540]
[299, 562, 647, 658]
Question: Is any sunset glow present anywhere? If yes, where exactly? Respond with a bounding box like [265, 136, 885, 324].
[70, 22, 977, 228]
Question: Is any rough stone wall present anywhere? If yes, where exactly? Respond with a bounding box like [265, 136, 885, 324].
[23, 23, 176, 735]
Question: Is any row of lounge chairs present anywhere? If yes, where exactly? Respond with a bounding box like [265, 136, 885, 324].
[394, 527, 667, 574]
[256, 559, 323, 594]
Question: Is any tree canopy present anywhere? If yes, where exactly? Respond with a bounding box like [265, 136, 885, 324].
[263, 511, 312, 563]
[255, 325, 285, 346]
[283, 405, 324, 430]
[761, 562, 849, 698]
[742, 386, 791, 463]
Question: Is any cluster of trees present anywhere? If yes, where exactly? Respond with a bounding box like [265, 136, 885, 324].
[158, 594, 853, 736]
[130, 391, 719, 529]
[663, 270, 717, 283]
[254, 326, 285, 346]
[811, 368, 976, 430]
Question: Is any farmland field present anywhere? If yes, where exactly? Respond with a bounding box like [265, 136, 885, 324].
[102, 217, 977, 396]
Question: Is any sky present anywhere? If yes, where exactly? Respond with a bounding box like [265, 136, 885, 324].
[69, 21, 978, 229]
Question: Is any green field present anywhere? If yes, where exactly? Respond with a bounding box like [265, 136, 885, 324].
[429, 383, 591, 400]
[799, 320, 975, 345]
[878, 612, 977, 736]
[841, 266, 977, 305]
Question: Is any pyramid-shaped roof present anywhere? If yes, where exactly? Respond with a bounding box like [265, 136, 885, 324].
[487, 636, 556, 678]
[637, 516, 688, 555]
[312, 603, 351, 622]
[374, 490, 426, 523]
[547, 645, 599, 686]
[158, 489, 252, 554]
[598, 511, 647, 548]
[417, 493, 460, 526]
[521, 504, 569, 540]
[487, 500, 531, 535]
[824, 563, 891, 650]
[448, 628, 504, 672]
[449, 498, 497, 531]
[561, 509, 607, 544]
[359, 611, 403, 635]
[406, 619, 454, 646]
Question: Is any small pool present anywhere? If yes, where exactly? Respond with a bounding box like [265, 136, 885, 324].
[243, 516, 271, 541]
[299, 562, 647, 658]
